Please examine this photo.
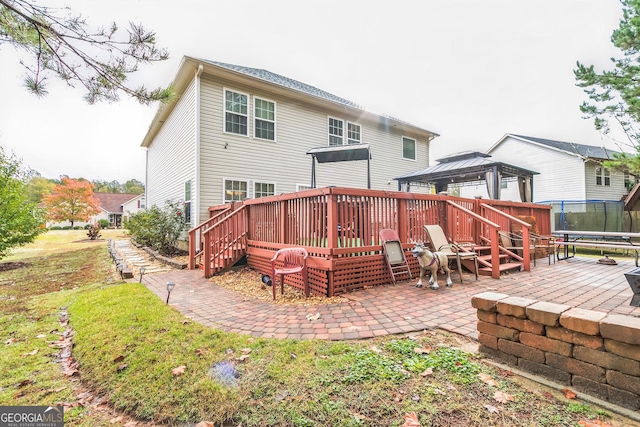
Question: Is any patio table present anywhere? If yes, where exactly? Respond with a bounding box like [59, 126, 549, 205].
[553, 230, 640, 265]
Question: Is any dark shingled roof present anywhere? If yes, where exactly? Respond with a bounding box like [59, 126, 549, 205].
[512, 135, 619, 160]
[94, 193, 141, 213]
[200, 59, 362, 109]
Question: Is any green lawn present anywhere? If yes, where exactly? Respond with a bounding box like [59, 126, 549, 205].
[0, 231, 635, 426]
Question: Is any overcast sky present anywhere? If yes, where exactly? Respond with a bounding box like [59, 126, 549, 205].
[0, 0, 625, 183]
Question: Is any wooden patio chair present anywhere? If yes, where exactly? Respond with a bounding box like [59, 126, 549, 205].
[499, 231, 555, 266]
[423, 224, 478, 283]
[379, 229, 412, 284]
[270, 247, 309, 300]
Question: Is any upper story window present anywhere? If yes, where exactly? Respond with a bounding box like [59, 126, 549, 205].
[224, 89, 248, 136]
[347, 122, 361, 145]
[255, 182, 275, 198]
[224, 179, 248, 203]
[595, 166, 610, 186]
[402, 136, 416, 160]
[328, 117, 344, 146]
[254, 97, 276, 141]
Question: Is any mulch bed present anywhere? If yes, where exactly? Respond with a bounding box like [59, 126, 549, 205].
[212, 267, 347, 306]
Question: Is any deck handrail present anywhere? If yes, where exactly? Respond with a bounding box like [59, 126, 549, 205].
[481, 203, 531, 271]
[188, 206, 232, 269]
[446, 200, 502, 278]
[202, 205, 249, 277]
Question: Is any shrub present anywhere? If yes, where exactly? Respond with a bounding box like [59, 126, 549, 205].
[86, 223, 102, 240]
[73, 226, 83, 230]
[49, 226, 62, 230]
[84, 224, 92, 229]
[125, 200, 186, 254]
[62, 226, 72, 230]
[98, 219, 110, 229]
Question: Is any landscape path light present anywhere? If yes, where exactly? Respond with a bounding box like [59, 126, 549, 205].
[139, 266, 146, 283]
[166, 281, 175, 304]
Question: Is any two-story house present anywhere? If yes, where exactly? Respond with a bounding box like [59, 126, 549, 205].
[460, 134, 631, 203]
[141, 56, 439, 229]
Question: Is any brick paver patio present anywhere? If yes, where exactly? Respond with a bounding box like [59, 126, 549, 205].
[142, 256, 640, 340]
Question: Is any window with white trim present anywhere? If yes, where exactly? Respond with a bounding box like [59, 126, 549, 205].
[184, 180, 192, 223]
[254, 182, 275, 198]
[254, 97, 275, 141]
[328, 117, 344, 146]
[297, 184, 313, 191]
[224, 89, 248, 135]
[347, 122, 361, 145]
[224, 179, 248, 203]
[402, 136, 416, 160]
[595, 166, 610, 186]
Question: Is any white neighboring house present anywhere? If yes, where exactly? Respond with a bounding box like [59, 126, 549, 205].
[48, 193, 145, 228]
[140, 56, 440, 230]
[460, 134, 632, 202]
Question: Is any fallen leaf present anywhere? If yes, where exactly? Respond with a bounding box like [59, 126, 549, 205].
[369, 345, 382, 353]
[290, 353, 297, 359]
[110, 416, 124, 424]
[420, 367, 433, 377]
[577, 420, 614, 427]
[542, 391, 554, 400]
[113, 355, 125, 363]
[235, 355, 250, 362]
[241, 348, 252, 354]
[247, 338, 255, 343]
[493, 390, 515, 404]
[117, 363, 128, 372]
[413, 345, 431, 354]
[181, 320, 192, 325]
[319, 355, 328, 359]
[306, 312, 321, 321]
[195, 422, 215, 427]
[123, 421, 138, 427]
[21, 349, 38, 357]
[478, 373, 499, 387]
[36, 334, 47, 339]
[63, 368, 79, 377]
[499, 369, 514, 377]
[171, 365, 186, 376]
[226, 348, 234, 355]
[5, 338, 17, 345]
[401, 412, 420, 427]
[195, 348, 206, 356]
[17, 379, 34, 387]
[562, 388, 577, 399]
[411, 395, 420, 401]
[484, 404, 500, 414]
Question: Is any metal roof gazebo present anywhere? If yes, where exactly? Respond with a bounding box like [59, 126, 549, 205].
[394, 151, 539, 201]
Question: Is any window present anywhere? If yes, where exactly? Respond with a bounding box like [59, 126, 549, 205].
[224, 89, 248, 135]
[347, 122, 361, 144]
[254, 182, 275, 198]
[501, 180, 508, 189]
[296, 184, 313, 191]
[184, 180, 192, 223]
[624, 170, 639, 190]
[595, 166, 610, 186]
[402, 136, 416, 160]
[224, 179, 248, 203]
[254, 97, 275, 141]
[328, 117, 344, 146]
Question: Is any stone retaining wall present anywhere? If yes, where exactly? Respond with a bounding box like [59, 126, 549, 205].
[471, 292, 640, 410]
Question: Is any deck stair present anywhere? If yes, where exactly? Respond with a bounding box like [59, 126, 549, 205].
[468, 242, 523, 276]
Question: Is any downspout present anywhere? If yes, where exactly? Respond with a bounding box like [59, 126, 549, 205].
[195, 64, 203, 226]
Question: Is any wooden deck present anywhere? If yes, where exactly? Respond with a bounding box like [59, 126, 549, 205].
[189, 187, 552, 297]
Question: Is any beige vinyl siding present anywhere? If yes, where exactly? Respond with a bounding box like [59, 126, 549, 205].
[146, 78, 197, 225]
[198, 75, 431, 218]
[488, 136, 586, 202]
[584, 161, 629, 200]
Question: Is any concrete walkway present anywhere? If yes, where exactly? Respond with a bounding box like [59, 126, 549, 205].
[142, 256, 640, 340]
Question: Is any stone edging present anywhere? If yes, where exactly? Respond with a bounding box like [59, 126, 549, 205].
[130, 240, 188, 270]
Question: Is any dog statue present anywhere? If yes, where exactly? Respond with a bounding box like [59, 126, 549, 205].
[411, 243, 452, 290]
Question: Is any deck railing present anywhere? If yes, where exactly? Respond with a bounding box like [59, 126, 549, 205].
[202, 205, 248, 277]
[188, 206, 232, 269]
[480, 203, 531, 271]
[193, 187, 552, 292]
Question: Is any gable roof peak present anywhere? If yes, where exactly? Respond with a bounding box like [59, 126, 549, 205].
[498, 134, 620, 160]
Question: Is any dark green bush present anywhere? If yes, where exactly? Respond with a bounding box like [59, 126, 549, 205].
[73, 226, 83, 230]
[49, 226, 62, 230]
[98, 219, 110, 228]
[84, 224, 92, 229]
[124, 201, 186, 254]
[62, 226, 72, 230]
